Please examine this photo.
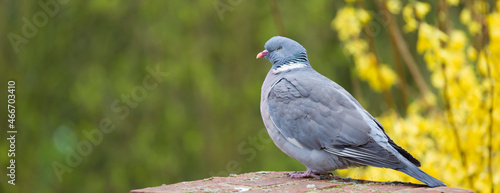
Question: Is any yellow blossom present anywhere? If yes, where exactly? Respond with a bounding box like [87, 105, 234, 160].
[415, 2, 431, 19]
[357, 9, 371, 24]
[354, 54, 396, 91]
[487, 12, 500, 47]
[402, 4, 417, 32]
[331, 3, 499, 190]
[474, 1, 489, 14]
[467, 46, 477, 61]
[379, 64, 397, 90]
[417, 23, 448, 54]
[333, 6, 362, 41]
[404, 20, 418, 33]
[448, 30, 467, 51]
[355, 53, 372, 77]
[447, 0, 459, 6]
[424, 52, 438, 70]
[468, 21, 481, 35]
[386, 0, 402, 14]
[345, 39, 368, 56]
[431, 69, 444, 89]
[460, 9, 471, 24]
[477, 52, 488, 75]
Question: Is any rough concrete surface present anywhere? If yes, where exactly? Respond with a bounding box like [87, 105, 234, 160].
[130, 171, 474, 193]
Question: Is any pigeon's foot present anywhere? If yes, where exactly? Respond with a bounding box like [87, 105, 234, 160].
[287, 169, 326, 180]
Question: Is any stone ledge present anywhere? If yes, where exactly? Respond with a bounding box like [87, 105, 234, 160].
[130, 171, 474, 193]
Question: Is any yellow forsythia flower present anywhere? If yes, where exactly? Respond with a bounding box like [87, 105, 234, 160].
[487, 12, 500, 52]
[357, 9, 371, 24]
[333, 6, 361, 41]
[474, 1, 489, 14]
[402, 4, 417, 32]
[333, 2, 500, 191]
[460, 9, 471, 24]
[449, 30, 467, 51]
[386, 0, 402, 14]
[417, 23, 447, 53]
[447, 0, 460, 6]
[379, 64, 397, 90]
[468, 21, 481, 35]
[466, 46, 477, 61]
[415, 2, 431, 19]
[345, 39, 368, 56]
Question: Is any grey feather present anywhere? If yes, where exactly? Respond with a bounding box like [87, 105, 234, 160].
[267, 71, 403, 169]
[258, 36, 445, 187]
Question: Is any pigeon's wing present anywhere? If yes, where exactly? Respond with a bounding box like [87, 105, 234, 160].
[330, 81, 421, 167]
[267, 74, 405, 168]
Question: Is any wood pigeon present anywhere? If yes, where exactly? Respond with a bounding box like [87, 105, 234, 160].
[256, 36, 445, 187]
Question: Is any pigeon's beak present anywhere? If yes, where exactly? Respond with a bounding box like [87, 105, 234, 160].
[256, 50, 269, 59]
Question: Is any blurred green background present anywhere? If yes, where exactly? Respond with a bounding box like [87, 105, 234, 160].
[1, 1, 430, 192]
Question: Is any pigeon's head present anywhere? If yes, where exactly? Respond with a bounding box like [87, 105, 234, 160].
[256, 36, 309, 68]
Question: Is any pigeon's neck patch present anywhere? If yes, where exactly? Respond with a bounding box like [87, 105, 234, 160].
[272, 62, 308, 74]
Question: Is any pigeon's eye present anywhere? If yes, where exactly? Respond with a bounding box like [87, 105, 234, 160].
[277, 46, 282, 50]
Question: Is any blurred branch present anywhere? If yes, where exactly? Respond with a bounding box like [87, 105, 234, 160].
[462, 0, 490, 50]
[438, 0, 473, 188]
[437, 0, 450, 35]
[268, 0, 286, 36]
[390, 37, 408, 109]
[376, 1, 430, 100]
[380, 2, 409, 110]
[478, 1, 494, 192]
[358, 0, 397, 112]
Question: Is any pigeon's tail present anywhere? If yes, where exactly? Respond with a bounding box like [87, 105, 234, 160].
[398, 163, 446, 187]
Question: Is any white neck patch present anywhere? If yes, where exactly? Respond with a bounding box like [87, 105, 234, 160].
[272, 62, 307, 74]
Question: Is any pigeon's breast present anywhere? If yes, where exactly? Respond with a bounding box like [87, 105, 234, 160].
[263, 117, 357, 172]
